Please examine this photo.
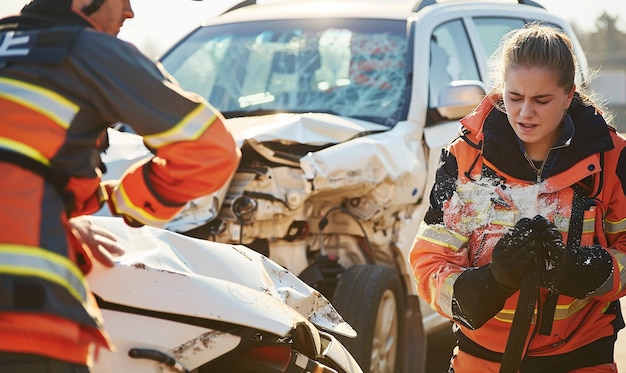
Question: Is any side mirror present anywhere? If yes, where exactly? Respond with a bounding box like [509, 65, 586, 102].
[436, 80, 487, 120]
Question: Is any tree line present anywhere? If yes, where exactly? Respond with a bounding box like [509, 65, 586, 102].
[572, 12, 626, 130]
[574, 12, 626, 69]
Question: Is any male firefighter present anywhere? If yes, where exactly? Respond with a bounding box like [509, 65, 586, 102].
[0, 0, 240, 371]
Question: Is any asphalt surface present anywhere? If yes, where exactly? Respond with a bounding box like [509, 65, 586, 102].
[425, 299, 626, 372]
[617, 299, 626, 370]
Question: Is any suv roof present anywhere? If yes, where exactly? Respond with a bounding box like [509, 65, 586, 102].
[222, 0, 543, 14]
[217, 0, 548, 20]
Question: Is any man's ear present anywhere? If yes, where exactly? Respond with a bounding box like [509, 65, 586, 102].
[80, 0, 104, 15]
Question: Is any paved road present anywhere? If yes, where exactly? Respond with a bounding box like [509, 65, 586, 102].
[616, 299, 626, 370]
[426, 299, 626, 372]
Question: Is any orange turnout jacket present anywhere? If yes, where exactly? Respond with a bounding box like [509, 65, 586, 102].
[410, 94, 626, 372]
[0, 8, 240, 366]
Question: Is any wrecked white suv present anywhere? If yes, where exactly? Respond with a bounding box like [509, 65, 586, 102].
[103, 0, 589, 371]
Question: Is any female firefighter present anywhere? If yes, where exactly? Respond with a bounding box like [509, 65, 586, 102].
[410, 23, 626, 372]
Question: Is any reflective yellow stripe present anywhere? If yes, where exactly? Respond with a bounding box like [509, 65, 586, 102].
[494, 298, 591, 323]
[0, 137, 50, 165]
[143, 104, 218, 148]
[606, 217, 626, 235]
[115, 182, 169, 227]
[416, 222, 467, 252]
[495, 308, 518, 323]
[0, 77, 78, 129]
[0, 245, 88, 304]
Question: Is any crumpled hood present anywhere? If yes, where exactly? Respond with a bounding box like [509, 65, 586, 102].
[99, 112, 388, 231]
[226, 112, 388, 146]
[87, 215, 357, 338]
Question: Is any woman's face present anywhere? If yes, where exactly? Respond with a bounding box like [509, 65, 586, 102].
[503, 65, 575, 160]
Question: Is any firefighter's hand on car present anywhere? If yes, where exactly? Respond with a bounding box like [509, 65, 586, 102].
[490, 217, 540, 290]
[69, 216, 125, 267]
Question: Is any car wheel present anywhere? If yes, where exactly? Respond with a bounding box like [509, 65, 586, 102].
[332, 264, 406, 373]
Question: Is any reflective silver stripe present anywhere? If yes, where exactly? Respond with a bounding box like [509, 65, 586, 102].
[0, 245, 88, 304]
[582, 216, 595, 234]
[491, 210, 516, 227]
[436, 272, 459, 319]
[542, 214, 595, 236]
[143, 104, 218, 148]
[594, 249, 624, 296]
[548, 214, 593, 234]
[0, 77, 78, 129]
[416, 222, 467, 252]
[553, 214, 571, 234]
[606, 217, 626, 235]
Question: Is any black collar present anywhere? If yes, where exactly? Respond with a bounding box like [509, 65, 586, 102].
[482, 100, 613, 181]
[0, 0, 92, 31]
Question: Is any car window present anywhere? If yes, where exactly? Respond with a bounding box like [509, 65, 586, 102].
[160, 19, 411, 127]
[428, 19, 480, 109]
[472, 17, 575, 86]
[473, 17, 527, 62]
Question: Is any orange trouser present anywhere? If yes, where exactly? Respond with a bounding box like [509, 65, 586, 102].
[451, 349, 617, 372]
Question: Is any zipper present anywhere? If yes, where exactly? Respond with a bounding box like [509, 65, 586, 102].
[523, 151, 543, 183]
[523, 143, 568, 183]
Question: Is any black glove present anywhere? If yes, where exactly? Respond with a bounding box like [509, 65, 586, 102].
[529, 215, 568, 291]
[453, 265, 517, 329]
[537, 219, 614, 299]
[490, 217, 540, 290]
[452, 217, 541, 330]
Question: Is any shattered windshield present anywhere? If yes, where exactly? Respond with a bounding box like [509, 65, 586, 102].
[160, 19, 410, 127]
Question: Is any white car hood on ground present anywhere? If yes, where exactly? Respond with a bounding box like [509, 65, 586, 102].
[87, 215, 356, 338]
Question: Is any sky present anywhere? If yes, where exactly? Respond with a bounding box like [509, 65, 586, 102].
[0, 0, 624, 57]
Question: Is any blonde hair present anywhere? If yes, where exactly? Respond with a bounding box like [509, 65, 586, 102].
[488, 23, 610, 122]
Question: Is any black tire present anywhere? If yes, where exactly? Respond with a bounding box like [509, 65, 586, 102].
[332, 264, 407, 373]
